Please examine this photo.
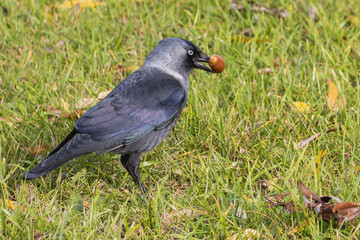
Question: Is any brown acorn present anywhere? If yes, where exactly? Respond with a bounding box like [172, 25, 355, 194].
[209, 55, 225, 73]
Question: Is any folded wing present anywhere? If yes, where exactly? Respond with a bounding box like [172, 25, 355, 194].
[75, 74, 185, 147]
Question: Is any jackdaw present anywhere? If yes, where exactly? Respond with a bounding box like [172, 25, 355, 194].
[22, 38, 216, 193]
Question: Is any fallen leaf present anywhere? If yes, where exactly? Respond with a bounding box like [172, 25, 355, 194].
[327, 80, 346, 111]
[298, 181, 321, 204]
[57, 0, 105, 11]
[317, 204, 334, 221]
[267, 181, 360, 226]
[292, 101, 310, 113]
[333, 202, 360, 225]
[298, 133, 322, 149]
[0, 199, 27, 212]
[269, 192, 291, 202]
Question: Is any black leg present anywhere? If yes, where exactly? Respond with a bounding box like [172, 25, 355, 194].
[121, 153, 147, 193]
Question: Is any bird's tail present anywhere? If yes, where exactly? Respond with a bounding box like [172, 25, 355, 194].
[21, 154, 67, 179]
[21, 130, 93, 180]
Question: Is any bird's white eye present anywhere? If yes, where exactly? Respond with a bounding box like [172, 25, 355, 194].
[187, 50, 194, 56]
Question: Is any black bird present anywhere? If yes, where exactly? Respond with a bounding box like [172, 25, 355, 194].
[22, 38, 215, 192]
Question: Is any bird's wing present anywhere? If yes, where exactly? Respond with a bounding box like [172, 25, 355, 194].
[75, 72, 185, 145]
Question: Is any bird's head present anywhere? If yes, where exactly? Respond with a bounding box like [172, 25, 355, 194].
[143, 38, 215, 78]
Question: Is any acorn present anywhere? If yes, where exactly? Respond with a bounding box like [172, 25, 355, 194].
[209, 54, 225, 73]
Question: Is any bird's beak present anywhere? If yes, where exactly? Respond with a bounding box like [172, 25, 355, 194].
[193, 52, 215, 73]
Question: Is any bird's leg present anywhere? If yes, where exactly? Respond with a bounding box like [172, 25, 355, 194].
[121, 153, 147, 193]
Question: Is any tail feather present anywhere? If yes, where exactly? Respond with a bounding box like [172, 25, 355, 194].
[21, 129, 93, 180]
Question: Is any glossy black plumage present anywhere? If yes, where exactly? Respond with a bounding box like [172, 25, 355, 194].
[21, 38, 215, 192]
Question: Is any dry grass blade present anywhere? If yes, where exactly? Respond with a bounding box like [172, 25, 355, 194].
[298, 133, 322, 149]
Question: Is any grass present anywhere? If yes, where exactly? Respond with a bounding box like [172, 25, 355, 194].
[1, 0, 360, 238]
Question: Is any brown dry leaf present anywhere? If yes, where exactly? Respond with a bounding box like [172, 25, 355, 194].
[270, 192, 291, 202]
[327, 80, 346, 111]
[284, 202, 299, 213]
[298, 133, 322, 149]
[298, 181, 321, 203]
[292, 101, 310, 113]
[317, 204, 335, 221]
[0, 199, 27, 212]
[333, 202, 360, 224]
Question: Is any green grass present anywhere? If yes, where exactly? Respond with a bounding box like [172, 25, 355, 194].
[1, 0, 360, 238]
